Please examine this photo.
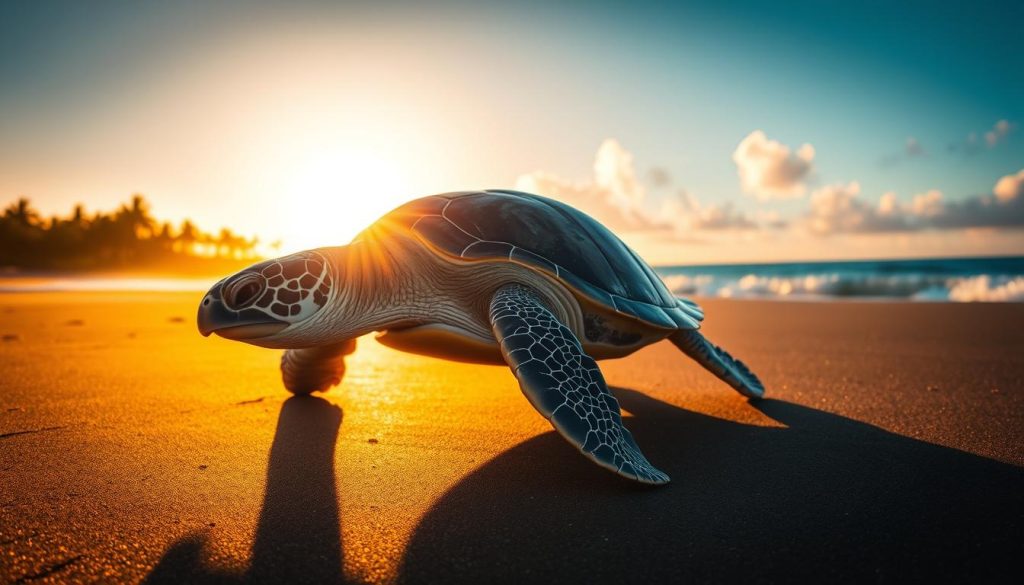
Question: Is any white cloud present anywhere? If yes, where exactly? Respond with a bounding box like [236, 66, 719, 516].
[593, 139, 647, 226]
[930, 169, 1024, 228]
[516, 139, 756, 234]
[951, 119, 1016, 154]
[878, 191, 899, 215]
[516, 141, 1024, 245]
[805, 183, 951, 234]
[985, 119, 1014, 147]
[911, 189, 944, 217]
[994, 168, 1024, 203]
[732, 130, 815, 199]
[515, 139, 665, 232]
[696, 202, 757, 230]
[663, 190, 756, 231]
[804, 169, 1024, 234]
[805, 182, 897, 234]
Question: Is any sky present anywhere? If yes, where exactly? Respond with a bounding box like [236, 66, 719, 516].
[1, 0, 1022, 265]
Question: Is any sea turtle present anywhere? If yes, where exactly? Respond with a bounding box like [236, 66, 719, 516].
[197, 190, 764, 484]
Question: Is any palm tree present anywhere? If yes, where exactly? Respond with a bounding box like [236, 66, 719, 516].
[70, 204, 87, 227]
[4, 197, 40, 227]
[176, 220, 199, 254]
[0, 194, 264, 270]
[218, 227, 242, 258]
[123, 194, 156, 238]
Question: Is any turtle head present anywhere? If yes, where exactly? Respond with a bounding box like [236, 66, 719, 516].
[198, 249, 335, 348]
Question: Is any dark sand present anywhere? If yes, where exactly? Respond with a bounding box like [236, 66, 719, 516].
[1, 293, 1022, 584]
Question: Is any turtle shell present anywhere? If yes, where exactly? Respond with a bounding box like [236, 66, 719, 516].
[376, 190, 704, 330]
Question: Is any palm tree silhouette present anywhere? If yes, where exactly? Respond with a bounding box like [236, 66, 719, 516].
[4, 197, 40, 226]
[0, 194, 263, 272]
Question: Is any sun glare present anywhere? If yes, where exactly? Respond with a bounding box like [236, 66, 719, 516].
[279, 149, 412, 253]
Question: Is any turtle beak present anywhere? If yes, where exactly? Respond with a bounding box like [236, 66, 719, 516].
[197, 277, 289, 340]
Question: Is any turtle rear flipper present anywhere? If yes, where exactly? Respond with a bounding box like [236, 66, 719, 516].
[281, 339, 357, 395]
[670, 329, 765, 399]
[489, 283, 670, 485]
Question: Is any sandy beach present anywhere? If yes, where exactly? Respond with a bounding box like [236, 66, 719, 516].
[1, 292, 1022, 584]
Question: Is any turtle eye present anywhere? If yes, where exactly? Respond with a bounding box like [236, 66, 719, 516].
[223, 273, 265, 310]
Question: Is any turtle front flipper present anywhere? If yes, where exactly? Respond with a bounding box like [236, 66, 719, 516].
[281, 339, 357, 395]
[489, 283, 670, 485]
[669, 329, 765, 399]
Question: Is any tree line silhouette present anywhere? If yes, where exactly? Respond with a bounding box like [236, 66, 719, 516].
[0, 195, 272, 273]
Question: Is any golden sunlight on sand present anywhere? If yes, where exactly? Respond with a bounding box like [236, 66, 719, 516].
[2, 292, 1022, 582]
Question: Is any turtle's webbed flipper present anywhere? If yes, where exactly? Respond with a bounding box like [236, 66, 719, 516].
[489, 283, 670, 485]
[670, 329, 765, 399]
[281, 339, 357, 395]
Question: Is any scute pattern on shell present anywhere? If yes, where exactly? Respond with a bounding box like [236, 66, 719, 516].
[490, 283, 669, 484]
[384, 190, 704, 331]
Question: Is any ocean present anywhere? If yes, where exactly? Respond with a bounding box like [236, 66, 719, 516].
[655, 256, 1024, 302]
[1, 256, 1022, 302]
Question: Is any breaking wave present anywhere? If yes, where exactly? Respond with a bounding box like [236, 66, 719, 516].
[657, 257, 1024, 302]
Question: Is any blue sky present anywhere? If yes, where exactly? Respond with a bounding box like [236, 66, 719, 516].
[1, 0, 1021, 262]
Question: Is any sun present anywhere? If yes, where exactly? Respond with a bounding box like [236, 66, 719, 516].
[279, 149, 412, 253]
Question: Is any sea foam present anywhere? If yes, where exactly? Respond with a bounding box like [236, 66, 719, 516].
[657, 257, 1024, 302]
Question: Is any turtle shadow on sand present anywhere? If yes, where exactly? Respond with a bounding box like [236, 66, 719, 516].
[145, 396, 354, 585]
[397, 388, 1024, 584]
